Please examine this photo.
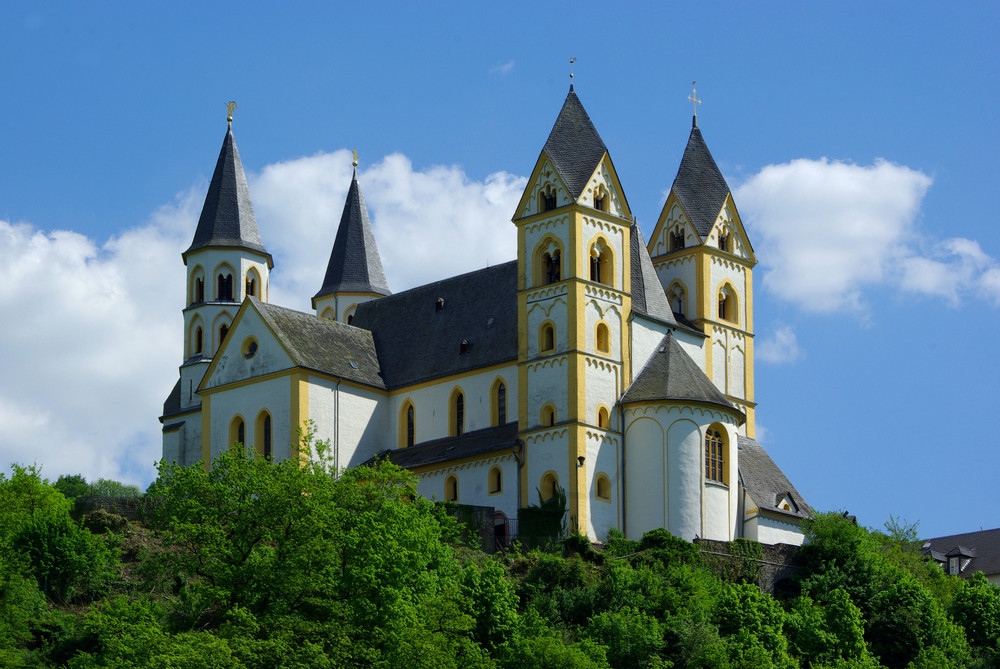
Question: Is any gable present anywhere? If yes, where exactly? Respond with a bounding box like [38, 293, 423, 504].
[706, 195, 756, 263]
[649, 193, 699, 258]
[514, 155, 573, 220]
[201, 304, 295, 391]
[579, 155, 631, 220]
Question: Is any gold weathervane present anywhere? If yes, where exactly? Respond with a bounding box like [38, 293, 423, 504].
[226, 101, 238, 126]
[688, 82, 701, 118]
[570, 57, 577, 80]
[352, 149, 359, 168]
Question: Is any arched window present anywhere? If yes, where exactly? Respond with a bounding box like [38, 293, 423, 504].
[541, 404, 556, 427]
[256, 411, 272, 460]
[595, 473, 611, 502]
[491, 379, 507, 427]
[540, 471, 558, 502]
[219, 324, 229, 349]
[594, 185, 608, 212]
[534, 240, 562, 286]
[445, 475, 459, 502]
[596, 322, 610, 353]
[399, 401, 415, 448]
[597, 406, 610, 429]
[406, 404, 414, 447]
[669, 230, 685, 251]
[450, 389, 465, 437]
[540, 184, 557, 213]
[229, 416, 245, 448]
[343, 305, 357, 325]
[718, 232, 730, 251]
[540, 323, 555, 353]
[667, 281, 687, 317]
[190, 267, 206, 305]
[488, 466, 503, 495]
[705, 428, 726, 484]
[194, 326, 203, 355]
[320, 307, 335, 320]
[589, 239, 612, 286]
[217, 272, 234, 301]
[718, 284, 737, 323]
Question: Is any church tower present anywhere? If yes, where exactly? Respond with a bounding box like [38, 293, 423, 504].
[162, 109, 272, 465]
[512, 86, 633, 535]
[648, 114, 757, 436]
[312, 156, 391, 322]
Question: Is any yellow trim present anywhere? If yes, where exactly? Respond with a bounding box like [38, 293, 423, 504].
[444, 474, 459, 502]
[398, 399, 415, 448]
[201, 394, 211, 471]
[538, 320, 556, 353]
[228, 414, 246, 451]
[386, 360, 515, 396]
[448, 386, 466, 437]
[540, 470, 559, 502]
[255, 409, 272, 459]
[244, 267, 262, 300]
[539, 403, 557, 427]
[596, 404, 611, 429]
[530, 235, 565, 288]
[188, 264, 206, 305]
[290, 372, 309, 465]
[489, 377, 507, 427]
[592, 154, 633, 222]
[569, 423, 587, 531]
[211, 260, 237, 301]
[512, 155, 568, 221]
[585, 232, 616, 289]
[715, 279, 741, 327]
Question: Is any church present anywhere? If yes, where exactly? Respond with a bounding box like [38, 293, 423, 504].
[160, 87, 811, 545]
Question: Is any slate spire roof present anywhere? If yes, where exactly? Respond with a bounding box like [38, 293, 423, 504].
[542, 86, 609, 200]
[185, 126, 271, 265]
[669, 118, 732, 237]
[629, 223, 677, 326]
[314, 169, 391, 301]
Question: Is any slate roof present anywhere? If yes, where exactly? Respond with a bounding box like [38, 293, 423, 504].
[922, 528, 1000, 578]
[621, 332, 742, 419]
[630, 224, 677, 326]
[542, 86, 609, 200]
[162, 379, 181, 417]
[737, 436, 812, 520]
[669, 119, 732, 238]
[363, 422, 519, 470]
[252, 298, 385, 388]
[313, 172, 391, 301]
[351, 262, 518, 389]
[185, 126, 272, 265]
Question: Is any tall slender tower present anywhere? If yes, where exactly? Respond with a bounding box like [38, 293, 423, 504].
[161, 108, 273, 465]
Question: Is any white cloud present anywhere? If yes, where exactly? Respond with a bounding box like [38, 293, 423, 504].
[491, 60, 515, 75]
[0, 152, 525, 486]
[755, 326, 802, 364]
[733, 158, 998, 313]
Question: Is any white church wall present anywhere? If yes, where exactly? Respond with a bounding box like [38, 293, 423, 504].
[582, 162, 627, 219]
[752, 515, 807, 547]
[162, 427, 181, 465]
[710, 256, 748, 327]
[523, 215, 570, 287]
[526, 298, 568, 358]
[204, 309, 294, 390]
[650, 201, 694, 257]
[585, 430, 620, 542]
[703, 483, 731, 541]
[416, 455, 519, 518]
[307, 379, 388, 469]
[181, 419, 202, 467]
[584, 358, 619, 426]
[584, 298, 622, 360]
[526, 356, 569, 428]
[653, 254, 697, 319]
[667, 418, 702, 542]
[208, 376, 291, 463]
[623, 415, 665, 540]
[524, 427, 570, 506]
[630, 317, 669, 375]
[674, 330, 708, 373]
[581, 216, 626, 289]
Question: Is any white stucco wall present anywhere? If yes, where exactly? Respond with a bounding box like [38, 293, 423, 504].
[624, 416, 665, 539]
[525, 356, 569, 428]
[307, 378, 388, 469]
[204, 309, 294, 390]
[416, 455, 520, 522]
[585, 430, 620, 542]
[584, 358, 619, 427]
[208, 375, 291, 463]
[747, 514, 806, 547]
[524, 427, 570, 507]
[523, 215, 570, 287]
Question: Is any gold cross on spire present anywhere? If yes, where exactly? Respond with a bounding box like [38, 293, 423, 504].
[352, 148, 359, 168]
[226, 101, 238, 126]
[570, 57, 577, 80]
[688, 82, 701, 118]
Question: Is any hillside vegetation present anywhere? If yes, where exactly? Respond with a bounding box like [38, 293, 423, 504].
[0, 452, 997, 668]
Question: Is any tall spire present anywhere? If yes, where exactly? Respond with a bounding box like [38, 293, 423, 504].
[184, 122, 272, 266]
[668, 123, 731, 237]
[313, 166, 391, 303]
[541, 87, 608, 200]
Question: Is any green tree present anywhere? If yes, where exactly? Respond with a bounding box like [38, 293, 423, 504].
[89, 478, 141, 497]
[54, 473, 90, 499]
[950, 572, 1000, 654]
[714, 582, 796, 668]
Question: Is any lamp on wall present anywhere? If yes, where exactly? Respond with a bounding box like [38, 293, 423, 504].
[577, 456, 585, 467]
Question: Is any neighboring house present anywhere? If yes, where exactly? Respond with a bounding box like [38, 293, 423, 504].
[922, 528, 1000, 584]
[160, 86, 812, 545]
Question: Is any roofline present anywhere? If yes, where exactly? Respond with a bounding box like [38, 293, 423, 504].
[618, 396, 745, 424]
[183, 245, 274, 269]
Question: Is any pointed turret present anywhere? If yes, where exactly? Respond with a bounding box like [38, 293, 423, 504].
[541, 86, 609, 200]
[313, 165, 391, 321]
[668, 118, 732, 238]
[184, 126, 273, 267]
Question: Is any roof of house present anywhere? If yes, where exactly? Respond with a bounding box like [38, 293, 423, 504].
[922, 528, 1000, 577]
[737, 436, 812, 521]
[621, 332, 741, 418]
[314, 171, 391, 300]
[185, 126, 271, 264]
[363, 422, 519, 470]
[630, 224, 677, 326]
[542, 86, 609, 200]
[252, 298, 385, 388]
[669, 119, 732, 238]
[351, 262, 519, 389]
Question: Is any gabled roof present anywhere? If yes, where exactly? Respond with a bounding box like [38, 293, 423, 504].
[738, 436, 812, 520]
[162, 378, 181, 417]
[185, 126, 272, 265]
[669, 119, 732, 238]
[313, 171, 391, 302]
[363, 422, 519, 471]
[621, 332, 741, 419]
[922, 528, 1000, 578]
[252, 298, 385, 388]
[629, 224, 677, 326]
[542, 86, 609, 200]
[351, 262, 518, 389]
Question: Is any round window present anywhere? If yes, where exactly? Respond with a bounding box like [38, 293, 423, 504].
[242, 337, 259, 360]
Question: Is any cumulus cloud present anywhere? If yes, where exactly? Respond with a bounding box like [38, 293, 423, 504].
[755, 326, 802, 364]
[0, 152, 524, 485]
[734, 158, 1000, 315]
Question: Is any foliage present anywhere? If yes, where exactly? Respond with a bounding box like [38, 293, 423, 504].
[518, 485, 567, 549]
[54, 473, 90, 499]
[89, 477, 142, 497]
[951, 572, 1000, 652]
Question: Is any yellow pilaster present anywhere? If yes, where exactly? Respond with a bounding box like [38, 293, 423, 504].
[201, 395, 211, 471]
[290, 372, 310, 465]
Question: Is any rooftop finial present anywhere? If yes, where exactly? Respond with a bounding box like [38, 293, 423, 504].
[352, 148, 359, 168]
[688, 82, 701, 127]
[569, 57, 577, 86]
[226, 100, 238, 127]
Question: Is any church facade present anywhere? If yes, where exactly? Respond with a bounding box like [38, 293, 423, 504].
[160, 88, 811, 545]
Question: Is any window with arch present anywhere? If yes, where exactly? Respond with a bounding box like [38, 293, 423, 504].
[399, 401, 415, 448]
[218, 324, 229, 350]
[450, 389, 465, 437]
[217, 270, 234, 301]
[491, 379, 507, 427]
[541, 404, 556, 427]
[320, 307, 335, 320]
[705, 428, 726, 484]
[718, 284, 737, 323]
[488, 466, 503, 495]
[589, 239, 612, 286]
[444, 475, 459, 502]
[669, 230, 685, 251]
[540, 471, 558, 502]
[595, 473, 612, 502]
[256, 411, 272, 460]
[540, 322, 555, 353]
[229, 416, 245, 448]
[595, 322, 610, 353]
[245, 268, 260, 298]
[718, 232, 730, 251]
[540, 184, 557, 213]
[193, 326, 204, 356]
[594, 184, 608, 212]
[666, 281, 687, 317]
[597, 406, 610, 429]
[190, 267, 205, 304]
[343, 305, 357, 325]
[534, 239, 562, 286]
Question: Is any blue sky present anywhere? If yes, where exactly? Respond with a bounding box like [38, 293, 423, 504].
[1, 2, 997, 538]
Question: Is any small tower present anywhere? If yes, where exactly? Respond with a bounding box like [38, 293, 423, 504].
[648, 114, 758, 436]
[162, 107, 272, 465]
[512, 86, 633, 538]
[312, 154, 391, 323]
